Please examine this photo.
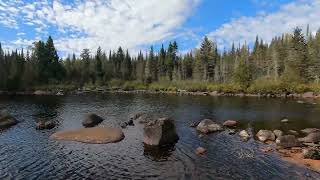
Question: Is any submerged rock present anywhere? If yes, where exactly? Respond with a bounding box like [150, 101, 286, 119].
[303, 149, 320, 160]
[223, 120, 238, 127]
[0, 110, 18, 129]
[256, 130, 276, 142]
[36, 119, 56, 130]
[120, 119, 135, 129]
[276, 135, 301, 148]
[143, 117, 179, 146]
[195, 147, 206, 155]
[298, 132, 320, 143]
[50, 127, 124, 144]
[273, 130, 284, 138]
[281, 118, 289, 123]
[196, 119, 223, 134]
[82, 113, 104, 127]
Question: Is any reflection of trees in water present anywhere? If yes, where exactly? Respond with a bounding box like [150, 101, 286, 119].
[32, 96, 64, 123]
[143, 143, 177, 162]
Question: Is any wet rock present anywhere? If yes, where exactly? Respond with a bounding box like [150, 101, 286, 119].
[288, 130, 299, 136]
[301, 128, 320, 134]
[195, 147, 206, 155]
[281, 118, 289, 123]
[143, 117, 179, 146]
[260, 147, 274, 153]
[189, 121, 201, 128]
[50, 127, 124, 144]
[239, 130, 250, 140]
[36, 119, 56, 130]
[276, 135, 301, 148]
[298, 132, 320, 143]
[273, 130, 284, 138]
[303, 149, 320, 160]
[34, 90, 53, 95]
[196, 119, 223, 134]
[56, 91, 64, 96]
[120, 122, 127, 129]
[0, 110, 18, 129]
[297, 100, 304, 104]
[82, 113, 104, 128]
[120, 119, 135, 129]
[132, 112, 146, 120]
[228, 129, 236, 135]
[302, 92, 314, 98]
[256, 130, 276, 142]
[223, 120, 238, 127]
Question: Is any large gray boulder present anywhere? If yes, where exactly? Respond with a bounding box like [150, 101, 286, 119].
[0, 110, 18, 129]
[276, 135, 301, 148]
[196, 119, 223, 134]
[143, 118, 179, 146]
[256, 130, 276, 142]
[298, 132, 320, 143]
[82, 113, 104, 127]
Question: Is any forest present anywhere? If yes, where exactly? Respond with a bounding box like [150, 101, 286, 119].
[0, 27, 320, 94]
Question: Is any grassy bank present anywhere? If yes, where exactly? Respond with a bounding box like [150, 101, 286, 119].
[11, 79, 320, 95]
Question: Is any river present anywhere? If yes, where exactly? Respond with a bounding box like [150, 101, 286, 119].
[0, 94, 320, 179]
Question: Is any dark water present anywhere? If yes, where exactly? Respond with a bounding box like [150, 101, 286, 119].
[1, 94, 320, 180]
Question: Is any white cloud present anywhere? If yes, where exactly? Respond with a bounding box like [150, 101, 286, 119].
[1, 0, 200, 55]
[208, 0, 320, 48]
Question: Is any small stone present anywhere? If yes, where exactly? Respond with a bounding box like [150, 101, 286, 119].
[195, 147, 206, 155]
[239, 130, 250, 140]
[298, 132, 320, 143]
[256, 130, 276, 142]
[281, 118, 289, 123]
[288, 130, 299, 136]
[196, 119, 223, 134]
[260, 147, 274, 153]
[228, 129, 236, 135]
[223, 120, 238, 127]
[273, 130, 284, 138]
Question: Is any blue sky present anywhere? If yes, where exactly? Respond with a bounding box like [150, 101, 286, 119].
[0, 0, 319, 56]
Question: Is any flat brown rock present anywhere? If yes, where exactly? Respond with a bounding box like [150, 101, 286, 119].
[50, 127, 124, 144]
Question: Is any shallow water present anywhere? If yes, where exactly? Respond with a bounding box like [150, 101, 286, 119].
[0, 94, 320, 180]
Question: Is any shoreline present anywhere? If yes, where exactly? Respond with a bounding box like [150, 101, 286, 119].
[0, 89, 320, 99]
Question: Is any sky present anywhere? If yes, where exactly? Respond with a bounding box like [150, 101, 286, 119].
[0, 0, 319, 57]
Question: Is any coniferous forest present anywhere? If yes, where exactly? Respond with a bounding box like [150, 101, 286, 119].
[1, 27, 320, 93]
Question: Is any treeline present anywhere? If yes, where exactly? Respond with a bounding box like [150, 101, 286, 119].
[0, 27, 320, 92]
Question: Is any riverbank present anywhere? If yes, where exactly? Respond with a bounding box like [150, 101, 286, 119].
[1, 88, 320, 100]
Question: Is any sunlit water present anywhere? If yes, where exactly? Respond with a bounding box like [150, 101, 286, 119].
[0, 94, 320, 179]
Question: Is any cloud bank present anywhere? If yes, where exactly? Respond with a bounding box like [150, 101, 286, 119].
[208, 0, 320, 48]
[0, 0, 200, 55]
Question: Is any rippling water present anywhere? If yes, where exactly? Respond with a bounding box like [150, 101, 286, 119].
[0, 94, 320, 179]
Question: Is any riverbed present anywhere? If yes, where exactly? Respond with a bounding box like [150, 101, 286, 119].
[0, 94, 320, 179]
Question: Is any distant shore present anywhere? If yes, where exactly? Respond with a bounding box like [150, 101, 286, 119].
[1, 88, 320, 100]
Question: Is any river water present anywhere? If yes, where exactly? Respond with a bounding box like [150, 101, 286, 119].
[0, 94, 320, 179]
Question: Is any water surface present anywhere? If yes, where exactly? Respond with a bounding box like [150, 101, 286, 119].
[0, 94, 320, 179]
